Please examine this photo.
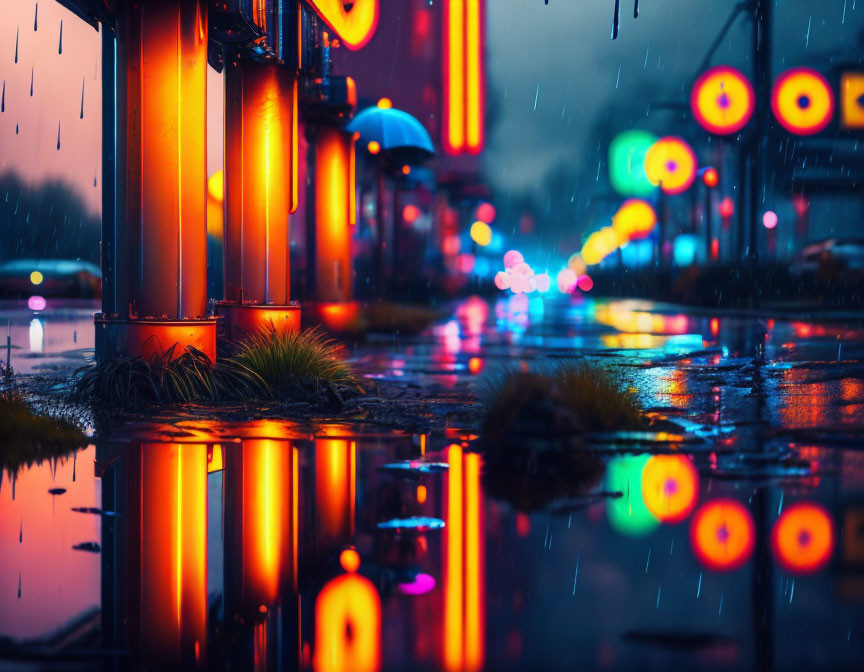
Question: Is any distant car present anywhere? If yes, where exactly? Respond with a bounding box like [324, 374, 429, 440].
[0, 259, 101, 298]
[791, 238, 864, 274]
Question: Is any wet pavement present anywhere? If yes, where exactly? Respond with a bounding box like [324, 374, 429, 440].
[1, 295, 864, 670]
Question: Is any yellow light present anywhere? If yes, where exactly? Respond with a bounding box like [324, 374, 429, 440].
[465, 0, 482, 152]
[314, 573, 381, 672]
[445, 0, 466, 153]
[772, 68, 835, 135]
[641, 455, 699, 524]
[416, 484, 427, 504]
[469, 221, 492, 247]
[644, 137, 698, 195]
[840, 72, 864, 129]
[690, 499, 755, 571]
[377, 97, 392, 109]
[581, 226, 623, 266]
[30, 271, 43, 286]
[444, 444, 464, 671]
[367, 140, 380, 155]
[207, 170, 223, 203]
[305, 0, 379, 50]
[339, 548, 361, 573]
[612, 199, 657, 242]
[691, 66, 755, 135]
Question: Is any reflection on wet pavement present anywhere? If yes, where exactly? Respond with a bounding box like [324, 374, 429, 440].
[2, 296, 864, 669]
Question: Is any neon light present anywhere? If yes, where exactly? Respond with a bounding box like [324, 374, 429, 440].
[612, 199, 657, 242]
[772, 68, 835, 136]
[465, 0, 483, 152]
[606, 456, 659, 537]
[30, 271, 43, 285]
[306, 0, 379, 51]
[609, 130, 658, 197]
[691, 66, 755, 135]
[444, 0, 484, 154]
[641, 455, 699, 523]
[690, 499, 755, 571]
[644, 136, 698, 195]
[841, 71, 864, 129]
[771, 502, 834, 574]
[470, 221, 493, 247]
[314, 574, 381, 672]
[444, 444, 464, 671]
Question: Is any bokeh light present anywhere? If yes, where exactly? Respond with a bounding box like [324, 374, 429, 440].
[581, 227, 623, 266]
[771, 502, 834, 574]
[475, 202, 496, 223]
[503, 250, 524, 269]
[556, 268, 578, 293]
[606, 455, 659, 537]
[702, 167, 719, 188]
[772, 68, 835, 135]
[762, 210, 778, 229]
[470, 221, 493, 247]
[535, 273, 551, 293]
[690, 499, 755, 571]
[27, 295, 47, 311]
[29, 271, 44, 285]
[576, 274, 593, 292]
[612, 199, 657, 242]
[691, 66, 755, 135]
[339, 548, 361, 573]
[403, 204, 421, 223]
[641, 455, 699, 524]
[377, 97, 393, 109]
[644, 137, 698, 195]
[608, 130, 659, 197]
[367, 140, 381, 154]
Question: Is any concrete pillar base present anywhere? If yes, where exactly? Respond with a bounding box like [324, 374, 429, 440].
[95, 315, 218, 362]
[217, 302, 301, 340]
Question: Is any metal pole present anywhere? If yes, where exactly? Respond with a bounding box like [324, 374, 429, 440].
[749, 0, 772, 269]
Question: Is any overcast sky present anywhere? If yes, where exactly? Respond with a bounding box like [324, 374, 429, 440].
[1, 1, 862, 216]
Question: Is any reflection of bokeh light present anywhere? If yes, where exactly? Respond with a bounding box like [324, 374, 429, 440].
[535, 273, 551, 293]
[557, 268, 578, 293]
[396, 572, 436, 596]
[606, 456, 659, 536]
[608, 129, 658, 197]
[475, 202, 496, 223]
[771, 502, 834, 574]
[612, 199, 657, 242]
[762, 210, 778, 229]
[503, 250, 524, 269]
[339, 548, 361, 573]
[690, 499, 755, 571]
[457, 253, 475, 273]
[702, 167, 719, 188]
[691, 66, 755, 135]
[469, 221, 493, 247]
[29, 318, 44, 353]
[577, 274, 594, 292]
[30, 271, 44, 285]
[772, 68, 835, 135]
[641, 455, 699, 523]
[442, 234, 461, 256]
[28, 295, 47, 311]
[644, 136, 698, 195]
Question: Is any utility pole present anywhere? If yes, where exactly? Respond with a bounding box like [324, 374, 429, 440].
[748, 0, 772, 269]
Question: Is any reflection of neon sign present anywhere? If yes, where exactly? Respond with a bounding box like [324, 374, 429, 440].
[690, 499, 755, 571]
[443, 0, 485, 155]
[771, 502, 834, 574]
[606, 455, 659, 537]
[306, 0, 379, 50]
[314, 572, 381, 671]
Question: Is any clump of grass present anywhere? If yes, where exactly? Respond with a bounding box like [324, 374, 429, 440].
[0, 384, 86, 473]
[479, 362, 641, 511]
[228, 327, 356, 391]
[74, 327, 358, 410]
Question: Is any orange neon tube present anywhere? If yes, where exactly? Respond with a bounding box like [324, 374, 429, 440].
[444, 444, 464, 671]
[314, 574, 381, 672]
[463, 452, 484, 671]
[465, 0, 483, 152]
[445, 0, 465, 153]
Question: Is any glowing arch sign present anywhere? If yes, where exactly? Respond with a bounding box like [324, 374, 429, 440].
[771, 68, 834, 135]
[644, 137, 698, 195]
[306, 0, 379, 50]
[691, 66, 755, 135]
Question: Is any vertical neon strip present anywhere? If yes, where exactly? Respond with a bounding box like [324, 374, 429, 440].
[444, 444, 464, 670]
[290, 77, 299, 213]
[349, 441, 357, 535]
[445, 0, 465, 153]
[292, 446, 299, 590]
[465, 0, 483, 152]
[464, 452, 484, 671]
[348, 134, 357, 226]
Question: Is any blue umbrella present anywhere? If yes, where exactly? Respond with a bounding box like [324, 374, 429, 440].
[347, 106, 435, 162]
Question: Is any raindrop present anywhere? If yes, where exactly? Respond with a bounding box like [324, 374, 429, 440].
[29, 67, 33, 96]
[697, 571, 702, 597]
[34, 3, 38, 31]
[93, 170, 97, 187]
[14, 27, 18, 64]
[58, 20, 63, 54]
[15, 123, 18, 134]
[72, 541, 101, 553]
[48, 487, 65, 495]
[80, 78, 85, 119]
[612, 0, 620, 40]
[18, 519, 22, 543]
[633, 0, 639, 18]
[56, 121, 60, 150]
[571, 555, 580, 595]
[656, 584, 661, 609]
[1, 80, 4, 112]
[17, 572, 21, 598]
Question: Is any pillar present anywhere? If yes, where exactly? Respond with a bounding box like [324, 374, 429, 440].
[219, 58, 301, 339]
[96, 0, 216, 361]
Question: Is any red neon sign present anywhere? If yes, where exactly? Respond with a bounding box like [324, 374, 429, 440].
[443, 0, 485, 155]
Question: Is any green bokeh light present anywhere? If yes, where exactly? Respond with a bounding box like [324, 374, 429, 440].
[609, 130, 658, 197]
[606, 454, 660, 537]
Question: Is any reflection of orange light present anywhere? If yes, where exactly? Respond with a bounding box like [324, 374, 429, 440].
[316, 439, 356, 550]
[314, 573, 381, 672]
[719, 196, 734, 219]
[691, 66, 755, 135]
[772, 68, 835, 136]
[641, 455, 699, 523]
[444, 445, 484, 671]
[644, 137, 698, 195]
[306, 0, 379, 50]
[468, 357, 483, 374]
[339, 548, 361, 573]
[444, 0, 484, 155]
[207, 444, 223, 472]
[690, 499, 755, 571]
[710, 318, 720, 337]
[367, 140, 380, 155]
[702, 167, 719, 188]
[401, 164, 411, 175]
[207, 170, 224, 202]
[772, 502, 834, 574]
[138, 443, 208, 666]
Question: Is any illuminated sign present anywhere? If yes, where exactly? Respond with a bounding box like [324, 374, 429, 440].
[690, 499, 755, 571]
[608, 130, 658, 197]
[306, 0, 379, 50]
[444, 0, 485, 155]
[841, 71, 864, 129]
[691, 66, 755, 135]
[771, 67, 834, 135]
[644, 136, 698, 195]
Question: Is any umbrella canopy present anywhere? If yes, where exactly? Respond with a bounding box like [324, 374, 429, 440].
[347, 106, 435, 164]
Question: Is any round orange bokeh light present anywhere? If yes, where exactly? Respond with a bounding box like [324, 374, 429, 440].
[690, 499, 755, 571]
[644, 137, 698, 195]
[771, 502, 834, 574]
[641, 455, 699, 523]
[691, 66, 755, 135]
[339, 548, 361, 573]
[771, 68, 835, 136]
